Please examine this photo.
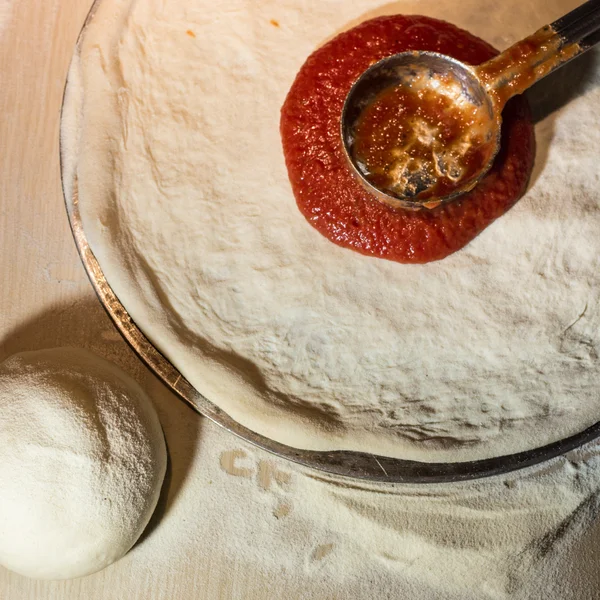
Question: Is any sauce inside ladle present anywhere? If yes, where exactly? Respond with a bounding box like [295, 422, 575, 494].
[341, 0, 600, 210]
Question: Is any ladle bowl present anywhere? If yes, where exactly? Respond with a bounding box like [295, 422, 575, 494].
[342, 0, 600, 210]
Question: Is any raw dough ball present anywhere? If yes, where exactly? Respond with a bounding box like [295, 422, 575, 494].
[0, 348, 167, 580]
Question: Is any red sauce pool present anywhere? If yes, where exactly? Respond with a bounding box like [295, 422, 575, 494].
[280, 15, 535, 264]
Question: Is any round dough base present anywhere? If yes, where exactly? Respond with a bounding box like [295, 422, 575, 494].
[61, 0, 600, 462]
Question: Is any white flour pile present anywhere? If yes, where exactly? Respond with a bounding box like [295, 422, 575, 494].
[61, 0, 600, 462]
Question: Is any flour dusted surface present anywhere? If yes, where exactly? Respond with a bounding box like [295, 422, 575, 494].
[62, 0, 600, 461]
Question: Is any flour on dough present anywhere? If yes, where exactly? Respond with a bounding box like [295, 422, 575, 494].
[61, 0, 600, 461]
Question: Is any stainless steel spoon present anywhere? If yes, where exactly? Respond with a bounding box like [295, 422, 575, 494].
[341, 0, 600, 210]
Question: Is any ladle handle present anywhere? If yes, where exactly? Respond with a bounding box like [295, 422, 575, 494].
[553, 0, 600, 46]
[475, 0, 600, 109]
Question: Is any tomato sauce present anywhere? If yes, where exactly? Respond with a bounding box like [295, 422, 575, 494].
[280, 15, 535, 264]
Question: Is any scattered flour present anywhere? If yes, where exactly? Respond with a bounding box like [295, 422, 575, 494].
[125, 378, 600, 600]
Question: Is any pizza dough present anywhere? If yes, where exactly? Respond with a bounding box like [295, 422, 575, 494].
[0, 348, 167, 580]
[61, 0, 600, 461]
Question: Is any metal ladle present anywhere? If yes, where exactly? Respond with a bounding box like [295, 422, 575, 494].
[341, 0, 600, 210]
